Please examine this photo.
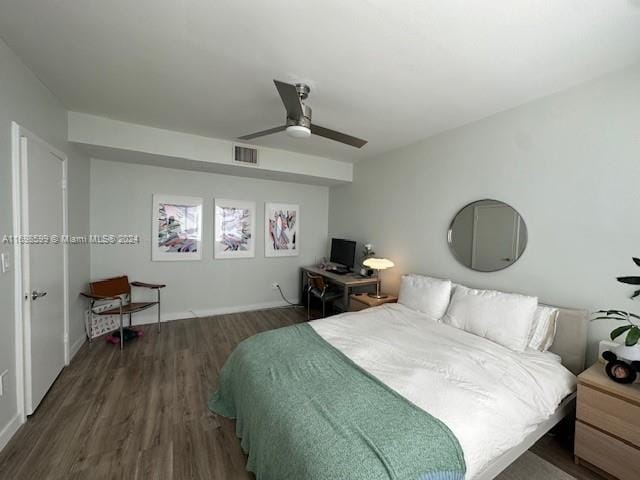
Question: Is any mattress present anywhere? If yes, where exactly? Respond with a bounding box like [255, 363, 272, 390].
[310, 303, 576, 480]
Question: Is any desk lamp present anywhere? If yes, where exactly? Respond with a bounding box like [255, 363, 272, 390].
[362, 258, 395, 299]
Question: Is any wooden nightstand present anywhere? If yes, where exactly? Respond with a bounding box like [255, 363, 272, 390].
[349, 293, 398, 311]
[574, 363, 640, 480]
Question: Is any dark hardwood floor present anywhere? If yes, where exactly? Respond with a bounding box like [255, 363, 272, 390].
[0, 307, 603, 480]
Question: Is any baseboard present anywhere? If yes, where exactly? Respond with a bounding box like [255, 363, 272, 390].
[129, 300, 301, 326]
[0, 413, 22, 453]
[69, 335, 86, 360]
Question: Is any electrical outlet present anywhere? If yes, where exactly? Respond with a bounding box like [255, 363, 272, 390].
[271, 282, 279, 290]
[0, 370, 7, 396]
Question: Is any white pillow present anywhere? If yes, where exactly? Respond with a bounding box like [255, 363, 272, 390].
[528, 305, 559, 352]
[397, 274, 452, 320]
[443, 285, 538, 351]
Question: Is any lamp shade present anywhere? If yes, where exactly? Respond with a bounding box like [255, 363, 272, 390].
[362, 258, 395, 270]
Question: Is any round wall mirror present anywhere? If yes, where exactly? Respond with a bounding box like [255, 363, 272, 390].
[447, 199, 528, 272]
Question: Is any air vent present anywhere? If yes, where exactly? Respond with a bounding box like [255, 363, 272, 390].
[234, 145, 258, 166]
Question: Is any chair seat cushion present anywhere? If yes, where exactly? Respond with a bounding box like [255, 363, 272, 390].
[97, 302, 158, 316]
[309, 287, 342, 300]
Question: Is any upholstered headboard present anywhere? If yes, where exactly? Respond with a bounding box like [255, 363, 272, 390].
[548, 306, 589, 376]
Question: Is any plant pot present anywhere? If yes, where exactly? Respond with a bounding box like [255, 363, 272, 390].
[614, 344, 640, 362]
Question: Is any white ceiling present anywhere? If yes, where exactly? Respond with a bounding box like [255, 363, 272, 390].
[1, 1, 639, 163]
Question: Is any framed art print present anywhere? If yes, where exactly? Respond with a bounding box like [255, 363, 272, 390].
[265, 203, 299, 257]
[214, 198, 256, 259]
[152, 194, 203, 261]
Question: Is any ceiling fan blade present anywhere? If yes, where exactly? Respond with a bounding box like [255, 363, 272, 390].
[238, 125, 286, 141]
[273, 80, 304, 119]
[311, 124, 368, 148]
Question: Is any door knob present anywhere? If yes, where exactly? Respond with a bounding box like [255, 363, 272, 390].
[31, 290, 47, 300]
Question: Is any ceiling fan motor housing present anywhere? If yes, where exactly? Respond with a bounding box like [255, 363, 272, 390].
[287, 102, 312, 128]
[295, 83, 310, 99]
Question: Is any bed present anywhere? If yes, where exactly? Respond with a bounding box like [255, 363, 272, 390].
[210, 295, 588, 480]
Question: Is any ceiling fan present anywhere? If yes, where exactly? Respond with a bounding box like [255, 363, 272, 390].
[238, 80, 367, 148]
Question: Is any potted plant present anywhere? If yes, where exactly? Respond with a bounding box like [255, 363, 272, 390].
[360, 243, 375, 276]
[594, 257, 640, 362]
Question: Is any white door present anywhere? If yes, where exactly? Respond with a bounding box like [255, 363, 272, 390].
[471, 204, 520, 272]
[20, 134, 67, 415]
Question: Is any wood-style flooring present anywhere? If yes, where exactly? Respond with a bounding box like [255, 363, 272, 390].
[0, 307, 603, 480]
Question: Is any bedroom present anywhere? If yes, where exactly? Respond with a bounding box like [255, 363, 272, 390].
[0, 1, 639, 479]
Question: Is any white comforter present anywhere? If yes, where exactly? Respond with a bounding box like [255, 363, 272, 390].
[310, 303, 576, 480]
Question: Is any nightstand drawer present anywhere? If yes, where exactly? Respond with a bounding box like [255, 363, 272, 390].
[577, 384, 640, 446]
[575, 421, 640, 480]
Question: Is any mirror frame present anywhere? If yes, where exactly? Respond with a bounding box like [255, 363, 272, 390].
[447, 199, 528, 272]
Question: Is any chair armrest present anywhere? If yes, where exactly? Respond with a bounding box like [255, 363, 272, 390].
[131, 281, 166, 289]
[80, 292, 122, 301]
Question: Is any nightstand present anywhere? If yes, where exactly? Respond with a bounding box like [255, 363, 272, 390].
[349, 293, 398, 311]
[574, 363, 640, 480]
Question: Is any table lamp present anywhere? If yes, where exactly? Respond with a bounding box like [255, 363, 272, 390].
[362, 258, 395, 299]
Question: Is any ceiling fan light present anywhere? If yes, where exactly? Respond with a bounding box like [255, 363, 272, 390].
[286, 125, 311, 139]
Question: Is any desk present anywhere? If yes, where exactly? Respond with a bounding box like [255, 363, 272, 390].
[301, 265, 379, 311]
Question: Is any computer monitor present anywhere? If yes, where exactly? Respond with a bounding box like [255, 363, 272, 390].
[330, 238, 356, 270]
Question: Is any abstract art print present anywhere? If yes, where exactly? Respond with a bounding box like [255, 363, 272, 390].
[152, 194, 203, 261]
[265, 203, 299, 257]
[214, 199, 256, 259]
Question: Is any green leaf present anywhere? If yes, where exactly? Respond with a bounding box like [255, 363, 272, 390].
[611, 324, 633, 340]
[633, 257, 640, 267]
[594, 315, 627, 322]
[625, 326, 640, 347]
[617, 276, 640, 285]
[595, 309, 625, 316]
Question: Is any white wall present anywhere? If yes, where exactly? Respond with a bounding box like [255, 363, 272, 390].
[90, 159, 328, 321]
[330, 64, 640, 362]
[0, 39, 90, 446]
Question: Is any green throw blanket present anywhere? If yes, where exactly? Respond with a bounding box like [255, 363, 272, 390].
[209, 323, 466, 480]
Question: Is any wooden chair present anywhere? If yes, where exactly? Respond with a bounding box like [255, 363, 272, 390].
[306, 273, 342, 320]
[81, 275, 166, 349]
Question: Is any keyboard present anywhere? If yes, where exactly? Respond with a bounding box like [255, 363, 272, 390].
[326, 267, 349, 275]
